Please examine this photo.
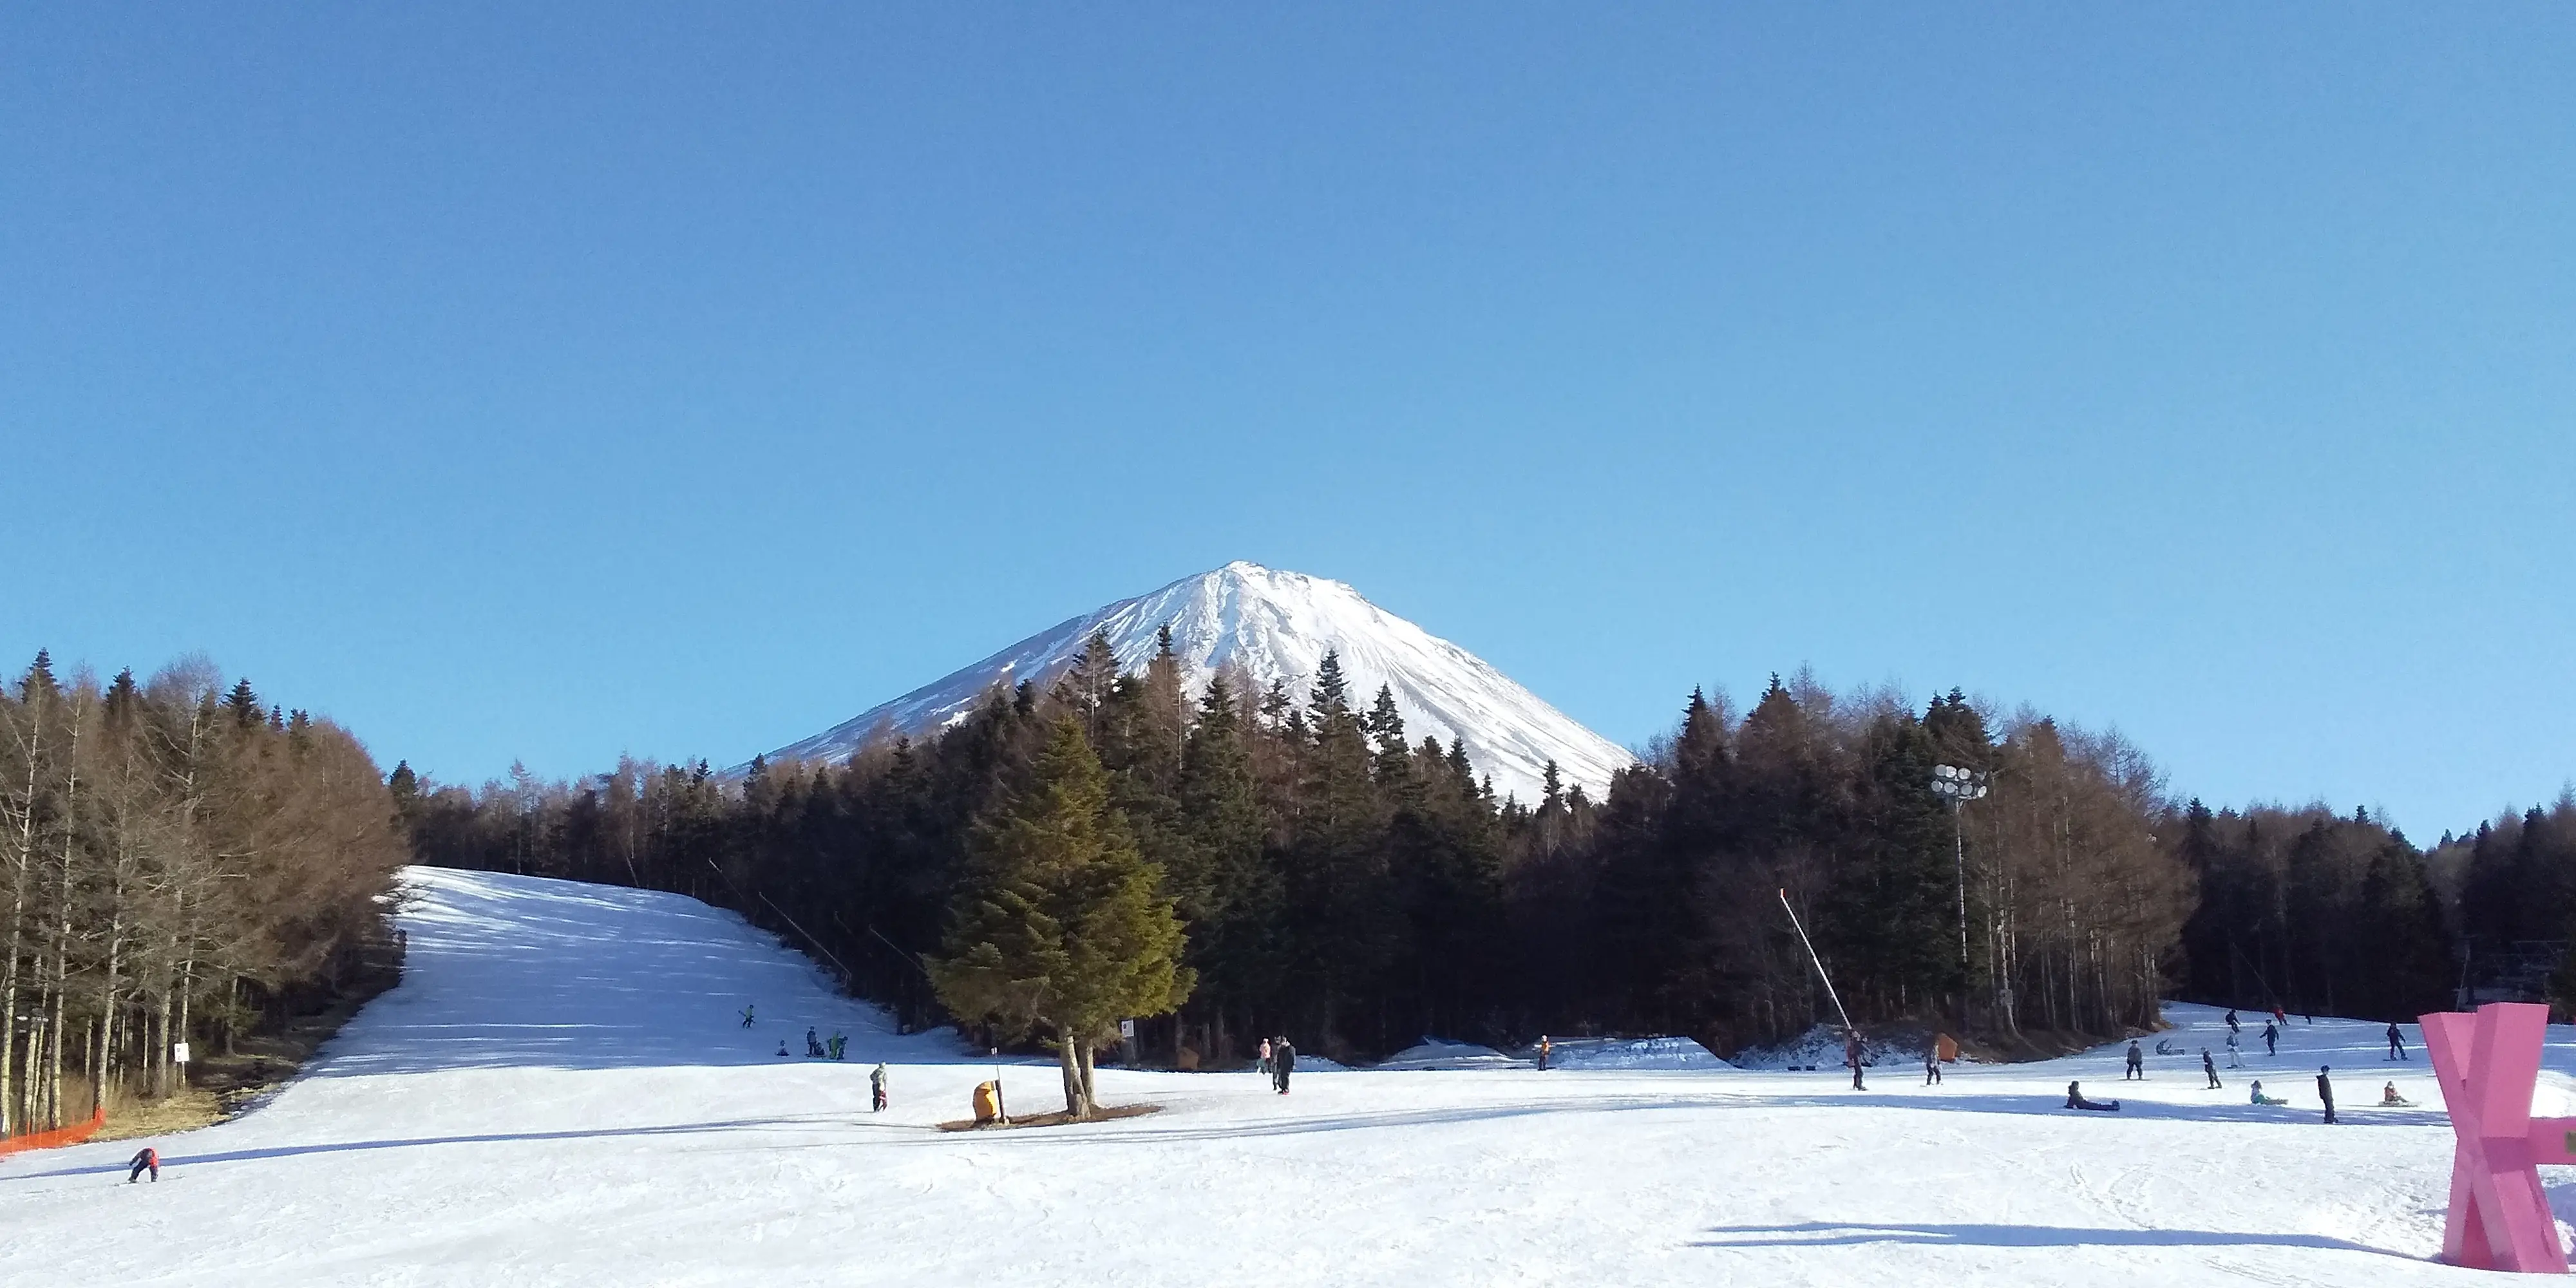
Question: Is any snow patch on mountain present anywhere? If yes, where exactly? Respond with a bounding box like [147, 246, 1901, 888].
[762, 562, 1635, 804]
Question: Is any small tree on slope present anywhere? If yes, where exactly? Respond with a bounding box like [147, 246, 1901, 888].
[928, 717, 1194, 1118]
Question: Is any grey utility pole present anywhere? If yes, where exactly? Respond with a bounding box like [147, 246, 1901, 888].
[1929, 764, 1989, 967]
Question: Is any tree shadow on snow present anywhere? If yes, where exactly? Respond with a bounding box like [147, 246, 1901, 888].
[1692, 1221, 2396, 1256]
[0, 1113, 904, 1182]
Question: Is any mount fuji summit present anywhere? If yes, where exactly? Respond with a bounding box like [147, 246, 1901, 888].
[764, 562, 1635, 804]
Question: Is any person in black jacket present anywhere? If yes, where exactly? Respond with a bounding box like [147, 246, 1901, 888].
[2262, 1021, 2278, 1056]
[127, 1147, 158, 1184]
[2202, 1050, 2221, 1089]
[2316, 1066, 2338, 1124]
[1273, 1038, 1296, 1094]
[2385, 1023, 2408, 1061]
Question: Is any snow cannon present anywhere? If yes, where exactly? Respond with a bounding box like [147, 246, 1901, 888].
[972, 1081, 1003, 1126]
[2419, 1001, 2576, 1273]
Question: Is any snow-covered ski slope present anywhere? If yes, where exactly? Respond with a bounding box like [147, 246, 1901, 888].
[759, 561, 1636, 805]
[5, 867, 2571, 1287]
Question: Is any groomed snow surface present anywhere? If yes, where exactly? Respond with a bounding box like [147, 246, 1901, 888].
[4, 869, 2566, 1286]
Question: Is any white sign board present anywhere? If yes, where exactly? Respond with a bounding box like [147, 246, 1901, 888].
[1119, 1019, 1136, 1039]
[171, 1041, 191, 1065]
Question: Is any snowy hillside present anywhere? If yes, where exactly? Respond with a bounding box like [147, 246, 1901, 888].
[762, 561, 1636, 804]
[1, 866, 2564, 1287]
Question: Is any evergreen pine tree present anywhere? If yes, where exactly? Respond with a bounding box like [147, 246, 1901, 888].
[926, 717, 1193, 1117]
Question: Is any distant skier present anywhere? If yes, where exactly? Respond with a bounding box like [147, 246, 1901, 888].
[2202, 1050, 2221, 1090]
[2385, 1022, 2407, 1061]
[2271, 1004, 2287, 1028]
[1258, 1037, 1273, 1078]
[1536, 1036, 1553, 1072]
[1274, 1038, 1296, 1094]
[2381, 1081, 2413, 1107]
[1924, 1045, 1943, 1086]
[2065, 1080, 2120, 1112]
[2262, 1021, 2278, 1057]
[2317, 1066, 2338, 1124]
[2224, 1009, 2240, 1035]
[741, 1005, 757, 1028]
[126, 1147, 158, 1184]
[1846, 1030, 1867, 1091]
[2123, 1040, 2144, 1081]
[2251, 1080, 2287, 1106]
[871, 1063, 889, 1112]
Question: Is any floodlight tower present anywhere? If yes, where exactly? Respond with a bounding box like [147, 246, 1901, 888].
[1929, 764, 1989, 967]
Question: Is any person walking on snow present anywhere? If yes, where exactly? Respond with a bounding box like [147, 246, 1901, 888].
[2386, 1022, 2408, 1060]
[2123, 1040, 2145, 1081]
[1924, 1045, 1943, 1086]
[2317, 1066, 2338, 1124]
[2202, 1050, 2221, 1089]
[2262, 1021, 2278, 1057]
[1258, 1037, 1273, 1078]
[126, 1147, 158, 1184]
[1846, 1030, 1867, 1091]
[2225, 1009, 2240, 1035]
[871, 1063, 888, 1112]
[1274, 1038, 1296, 1094]
[1537, 1036, 1553, 1072]
[2225, 1031, 2242, 1068]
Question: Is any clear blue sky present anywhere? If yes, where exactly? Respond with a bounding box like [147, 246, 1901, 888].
[5, 5, 2570, 840]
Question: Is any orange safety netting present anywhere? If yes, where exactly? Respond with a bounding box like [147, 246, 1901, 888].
[0, 1106, 108, 1156]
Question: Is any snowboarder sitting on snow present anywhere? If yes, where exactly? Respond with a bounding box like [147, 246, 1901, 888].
[775, 1041, 791, 1058]
[2123, 1040, 2145, 1081]
[871, 1063, 889, 1112]
[2250, 1080, 2287, 1106]
[2381, 1081, 2412, 1107]
[127, 1147, 158, 1184]
[2202, 1050, 2221, 1090]
[2065, 1080, 2120, 1112]
[1274, 1038, 1297, 1094]
[2385, 1022, 2408, 1061]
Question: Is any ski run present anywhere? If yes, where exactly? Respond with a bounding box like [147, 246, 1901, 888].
[3, 867, 2563, 1287]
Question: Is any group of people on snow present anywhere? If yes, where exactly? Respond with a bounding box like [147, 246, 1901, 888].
[2098, 1007, 2423, 1124]
[1257, 1036, 1298, 1093]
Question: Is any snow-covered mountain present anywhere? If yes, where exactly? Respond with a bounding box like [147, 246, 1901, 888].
[761, 562, 1636, 804]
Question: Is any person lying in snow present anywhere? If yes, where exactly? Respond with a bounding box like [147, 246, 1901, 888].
[2381, 1082, 2414, 1107]
[2065, 1080, 2120, 1112]
[2250, 1081, 2287, 1106]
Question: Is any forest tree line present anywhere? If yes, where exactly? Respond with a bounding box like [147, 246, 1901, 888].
[410, 630, 2412, 1065]
[1, 652, 408, 1135]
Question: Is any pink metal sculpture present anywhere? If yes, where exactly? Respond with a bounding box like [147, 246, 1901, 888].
[2420, 1001, 2576, 1273]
